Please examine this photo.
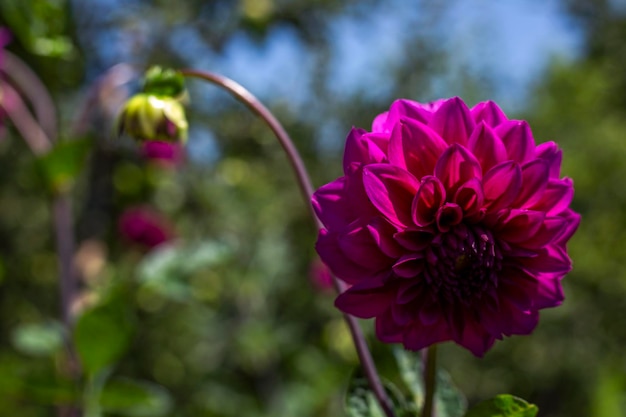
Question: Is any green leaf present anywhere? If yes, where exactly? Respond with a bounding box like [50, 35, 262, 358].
[73, 297, 134, 376]
[11, 321, 64, 357]
[394, 348, 424, 409]
[345, 370, 416, 417]
[393, 348, 467, 417]
[464, 394, 538, 417]
[37, 138, 92, 194]
[436, 368, 468, 417]
[100, 378, 172, 417]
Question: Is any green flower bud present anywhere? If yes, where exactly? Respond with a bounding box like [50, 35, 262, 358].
[142, 66, 186, 98]
[117, 93, 188, 143]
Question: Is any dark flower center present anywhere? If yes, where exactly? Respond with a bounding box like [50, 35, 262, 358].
[423, 224, 502, 303]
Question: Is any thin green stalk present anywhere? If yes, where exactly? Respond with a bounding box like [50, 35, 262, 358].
[180, 68, 397, 417]
[422, 344, 438, 417]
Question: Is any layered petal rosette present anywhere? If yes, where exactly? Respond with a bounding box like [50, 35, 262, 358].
[313, 97, 579, 356]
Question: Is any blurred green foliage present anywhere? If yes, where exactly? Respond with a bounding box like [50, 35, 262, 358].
[0, 1, 625, 417]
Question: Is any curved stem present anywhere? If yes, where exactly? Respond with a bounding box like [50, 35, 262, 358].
[2, 50, 58, 141]
[1, 66, 81, 416]
[180, 69, 396, 417]
[179, 69, 319, 227]
[0, 83, 52, 154]
[2, 78, 75, 331]
[421, 344, 438, 417]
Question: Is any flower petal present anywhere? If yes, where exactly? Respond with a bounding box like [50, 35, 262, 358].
[499, 266, 564, 309]
[468, 122, 507, 172]
[388, 118, 449, 179]
[499, 301, 539, 336]
[375, 309, 405, 343]
[388, 99, 432, 124]
[482, 161, 522, 213]
[454, 178, 485, 218]
[393, 229, 435, 251]
[335, 280, 394, 318]
[372, 111, 389, 132]
[411, 176, 446, 226]
[363, 164, 420, 228]
[403, 317, 451, 351]
[312, 178, 352, 229]
[434, 144, 482, 196]
[344, 167, 379, 218]
[393, 253, 425, 278]
[429, 97, 475, 146]
[419, 300, 442, 326]
[516, 245, 572, 275]
[496, 209, 545, 244]
[436, 203, 463, 232]
[471, 101, 508, 127]
[495, 120, 535, 164]
[316, 229, 373, 284]
[343, 127, 387, 174]
[396, 281, 424, 304]
[392, 302, 416, 326]
[535, 141, 562, 179]
[373, 99, 432, 132]
[515, 217, 568, 249]
[338, 221, 394, 270]
[513, 159, 550, 208]
[367, 217, 404, 258]
[530, 178, 574, 216]
[554, 209, 581, 244]
[453, 314, 496, 357]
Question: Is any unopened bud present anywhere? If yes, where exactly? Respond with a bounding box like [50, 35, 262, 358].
[117, 93, 188, 143]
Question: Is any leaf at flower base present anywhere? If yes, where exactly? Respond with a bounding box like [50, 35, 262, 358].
[464, 394, 538, 417]
[393, 348, 467, 417]
[393, 348, 424, 408]
[37, 138, 92, 194]
[345, 370, 417, 417]
[73, 297, 134, 376]
[100, 378, 172, 417]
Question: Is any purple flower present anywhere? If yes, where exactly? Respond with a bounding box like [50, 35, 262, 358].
[310, 258, 334, 292]
[313, 97, 580, 356]
[141, 140, 184, 168]
[118, 207, 175, 250]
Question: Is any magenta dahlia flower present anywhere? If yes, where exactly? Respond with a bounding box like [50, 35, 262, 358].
[118, 207, 175, 249]
[313, 97, 579, 356]
[142, 140, 184, 168]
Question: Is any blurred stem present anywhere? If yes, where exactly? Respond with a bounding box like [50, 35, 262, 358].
[180, 69, 397, 417]
[0, 83, 52, 153]
[421, 344, 438, 417]
[179, 69, 318, 225]
[83, 370, 110, 417]
[2, 50, 58, 141]
[1, 54, 81, 415]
